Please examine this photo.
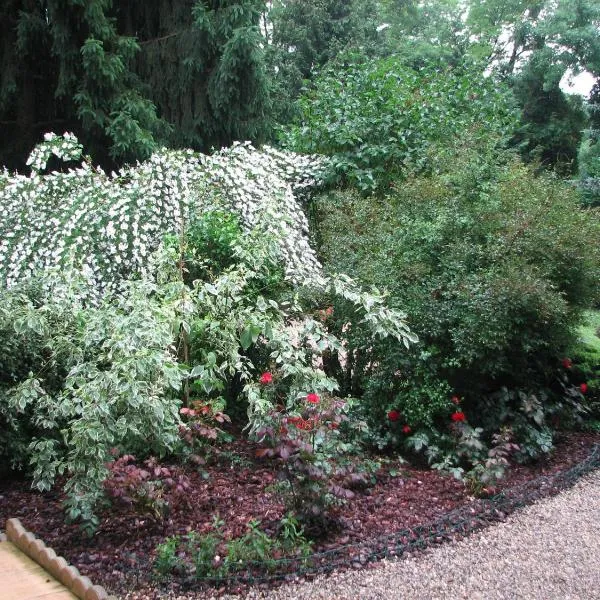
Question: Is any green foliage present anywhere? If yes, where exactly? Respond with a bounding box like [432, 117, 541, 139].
[0, 0, 272, 169]
[266, 0, 381, 123]
[314, 138, 600, 458]
[511, 48, 588, 175]
[0, 269, 185, 533]
[570, 310, 600, 415]
[154, 536, 182, 575]
[0, 0, 167, 168]
[0, 134, 415, 531]
[464, 0, 599, 173]
[281, 55, 518, 193]
[377, 0, 472, 68]
[579, 83, 600, 206]
[154, 515, 312, 578]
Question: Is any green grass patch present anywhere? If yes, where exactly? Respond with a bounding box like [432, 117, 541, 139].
[578, 310, 600, 354]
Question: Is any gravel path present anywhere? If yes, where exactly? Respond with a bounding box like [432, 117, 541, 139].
[223, 470, 600, 600]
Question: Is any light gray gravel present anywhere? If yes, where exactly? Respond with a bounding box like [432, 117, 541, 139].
[128, 470, 600, 600]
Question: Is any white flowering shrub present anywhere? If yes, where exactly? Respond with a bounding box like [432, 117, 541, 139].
[0, 133, 416, 532]
[0, 134, 327, 293]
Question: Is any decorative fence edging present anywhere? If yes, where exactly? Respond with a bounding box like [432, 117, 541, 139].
[4, 518, 117, 600]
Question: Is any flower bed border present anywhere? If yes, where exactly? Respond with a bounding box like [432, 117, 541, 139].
[115, 443, 600, 595]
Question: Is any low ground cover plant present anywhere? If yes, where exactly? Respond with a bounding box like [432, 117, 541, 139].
[153, 514, 312, 579]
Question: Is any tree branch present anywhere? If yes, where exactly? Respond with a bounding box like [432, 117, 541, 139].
[139, 31, 183, 46]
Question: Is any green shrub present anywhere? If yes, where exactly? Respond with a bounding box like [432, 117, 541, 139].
[314, 140, 600, 458]
[281, 54, 518, 193]
[570, 310, 600, 422]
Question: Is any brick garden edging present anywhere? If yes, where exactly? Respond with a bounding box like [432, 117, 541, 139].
[4, 518, 117, 600]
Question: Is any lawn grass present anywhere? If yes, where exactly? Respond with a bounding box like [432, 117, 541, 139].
[578, 309, 600, 354]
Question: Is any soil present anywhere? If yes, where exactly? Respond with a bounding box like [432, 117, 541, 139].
[1, 431, 599, 598]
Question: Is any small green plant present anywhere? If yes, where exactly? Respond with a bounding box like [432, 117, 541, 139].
[187, 526, 225, 578]
[152, 515, 312, 579]
[154, 536, 182, 575]
[278, 512, 313, 556]
[465, 428, 520, 497]
[226, 520, 279, 571]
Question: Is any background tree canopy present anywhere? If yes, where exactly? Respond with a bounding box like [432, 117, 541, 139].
[0, 0, 271, 170]
[1, 0, 599, 175]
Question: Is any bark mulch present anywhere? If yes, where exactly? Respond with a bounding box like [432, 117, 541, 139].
[1, 431, 598, 598]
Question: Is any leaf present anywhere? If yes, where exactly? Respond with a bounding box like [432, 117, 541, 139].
[240, 327, 253, 350]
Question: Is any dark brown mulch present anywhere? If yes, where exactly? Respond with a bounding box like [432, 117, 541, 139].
[0, 431, 598, 597]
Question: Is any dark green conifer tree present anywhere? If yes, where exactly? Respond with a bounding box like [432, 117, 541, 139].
[0, 0, 271, 170]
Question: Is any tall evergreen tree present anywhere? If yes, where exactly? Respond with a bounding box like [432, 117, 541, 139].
[266, 0, 381, 123]
[0, 0, 271, 170]
[117, 0, 271, 152]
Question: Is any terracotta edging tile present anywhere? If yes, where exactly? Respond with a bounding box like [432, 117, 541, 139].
[4, 518, 116, 600]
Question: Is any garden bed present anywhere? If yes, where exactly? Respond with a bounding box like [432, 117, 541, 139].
[1, 431, 599, 598]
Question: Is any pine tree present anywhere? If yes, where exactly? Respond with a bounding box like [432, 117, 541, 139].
[118, 0, 272, 152]
[0, 0, 272, 170]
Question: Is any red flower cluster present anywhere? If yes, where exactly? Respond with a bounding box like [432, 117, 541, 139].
[562, 358, 573, 369]
[451, 411, 466, 422]
[287, 416, 316, 431]
[388, 409, 401, 422]
[306, 393, 320, 404]
[402, 425, 412, 434]
[259, 372, 273, 385]
[580, 383, 588, 394]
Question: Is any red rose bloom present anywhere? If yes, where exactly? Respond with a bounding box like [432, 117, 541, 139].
[451, 395, 461, 405]
[388, 409, 400, 422]
[580, 383, 588, 394]
[451, 411, 466, 422]
[306, 393, 320, 404]
[259, 372, 273, 385]
[402, 425, 412, 434]
[562, 358, 572, 369]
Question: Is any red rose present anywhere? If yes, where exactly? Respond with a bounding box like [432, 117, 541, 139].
[388, 409, 400, 422]
[562, 358, 572, 369]
[259, 372, 273, 385]
[580, 383, 588, 394]
[451, 411, 466, 422]
[402, 425, 412, 434]
[451, 395, 461, 405]
[306, 393, 320, 404]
